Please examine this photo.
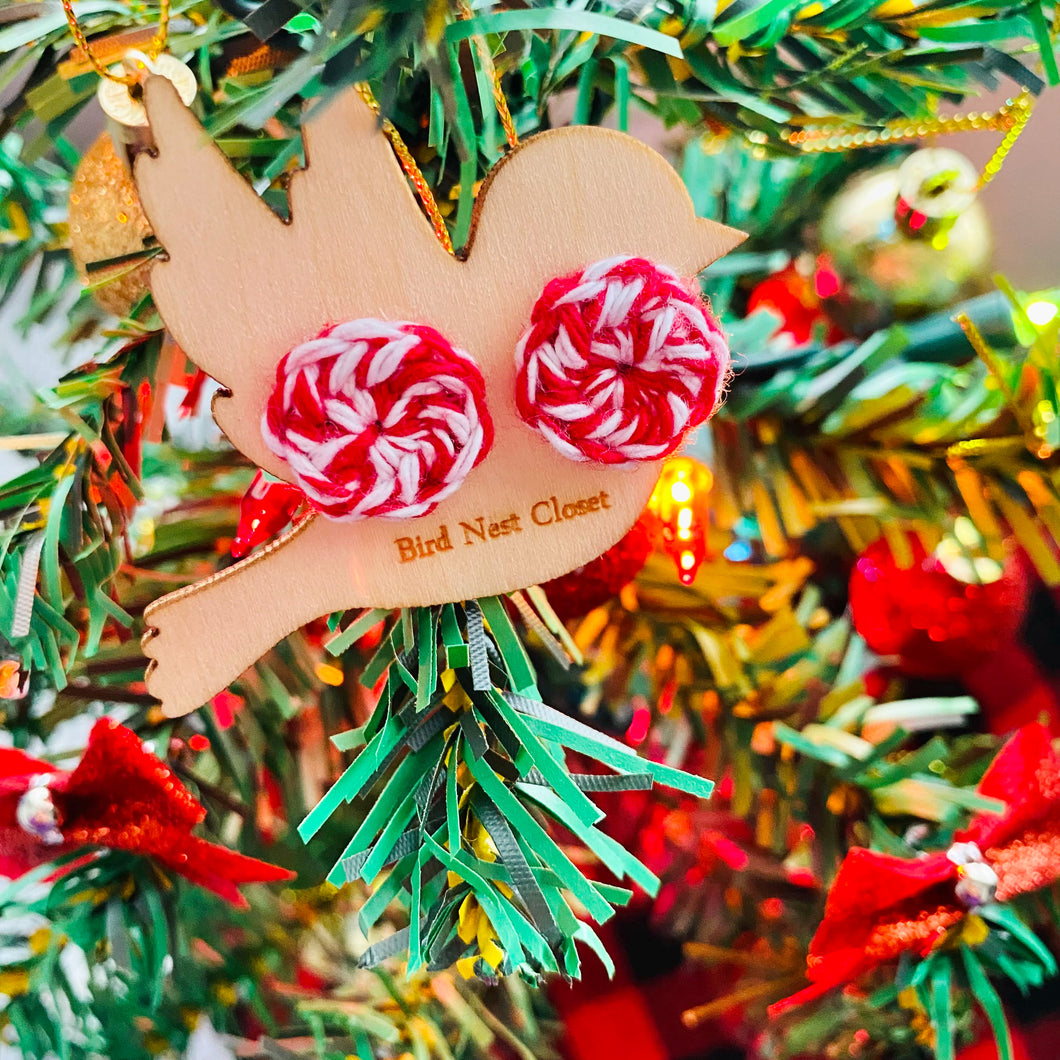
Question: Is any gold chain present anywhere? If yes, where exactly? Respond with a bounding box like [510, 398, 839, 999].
[61, 0, 170, 85]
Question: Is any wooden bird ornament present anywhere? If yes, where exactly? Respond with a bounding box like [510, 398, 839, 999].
[136, 77, 745, 717]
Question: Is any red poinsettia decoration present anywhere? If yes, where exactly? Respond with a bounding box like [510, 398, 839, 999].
[771, 723, 1060, 1015]
[0, 718, 293, 905]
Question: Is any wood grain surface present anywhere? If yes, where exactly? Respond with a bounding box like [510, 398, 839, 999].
[136, 77, 745, 716]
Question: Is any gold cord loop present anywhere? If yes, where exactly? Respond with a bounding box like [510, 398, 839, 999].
[457, 0, 519, 149]
[61, 0, 171, 86]
[355, 84, 456, 255]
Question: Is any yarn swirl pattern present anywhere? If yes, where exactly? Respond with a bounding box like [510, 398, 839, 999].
[263, 319, 492, 521]
[514, 256, 730, 464]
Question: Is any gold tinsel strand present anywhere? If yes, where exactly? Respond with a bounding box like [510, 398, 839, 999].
[863, 905, 964, 961]
[978, 93, 1034, 187]
[225, 43, 299, 77]
[782, 94, 1032, 160]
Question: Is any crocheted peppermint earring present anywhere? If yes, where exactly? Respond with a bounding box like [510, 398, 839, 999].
[262, 319, 493, 521]
[514, 256, 730, 464]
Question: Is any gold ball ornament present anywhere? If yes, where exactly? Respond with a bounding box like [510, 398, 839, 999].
[818, 148, 991, 333]
[68, 133, 153, 316]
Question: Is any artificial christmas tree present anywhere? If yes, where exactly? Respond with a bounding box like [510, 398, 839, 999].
[2, 2, 1060, 1058]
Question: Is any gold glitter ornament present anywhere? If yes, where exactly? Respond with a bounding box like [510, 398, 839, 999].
[68, 133, 153, 316]
[817, 148, 991, 334]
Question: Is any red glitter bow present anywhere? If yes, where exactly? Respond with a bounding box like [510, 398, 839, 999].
[771, 723, 1060, 1015]
[0, 718, 293, 905]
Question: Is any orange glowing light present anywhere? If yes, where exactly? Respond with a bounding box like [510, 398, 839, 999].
[315, 662, 345, 687]
[648, 456, 714, 584]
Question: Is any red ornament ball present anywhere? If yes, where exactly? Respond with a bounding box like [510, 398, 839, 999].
[541, 514, 656, 620]
[746, 262, 845, 346]
[515, 256, 730, 465]
[849, 535, 1031, 678]
[263, 319, 493, 521]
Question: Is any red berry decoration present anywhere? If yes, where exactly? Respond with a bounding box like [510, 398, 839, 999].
[848, 534, 1031, 678]
[515, 256, 730, 464]
[263, 319, 493, 521]
[541, 514, 656, 620]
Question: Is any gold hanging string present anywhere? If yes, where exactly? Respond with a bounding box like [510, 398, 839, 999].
[151, 0, 171, 61]
[355, 84, 456, 255]
[457, 0, 519, 149]
[354, 0, 525, 255]
[61, 0, 170, 85]
[63, 3, 450, 252]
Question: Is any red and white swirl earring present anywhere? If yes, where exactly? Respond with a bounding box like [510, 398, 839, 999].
[262, 319, 493, 520]
[514, 256, 730, 464]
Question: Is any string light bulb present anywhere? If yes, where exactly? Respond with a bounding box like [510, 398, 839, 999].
[1026, 300, 1058, 327]
[648, 456, 713, 584]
